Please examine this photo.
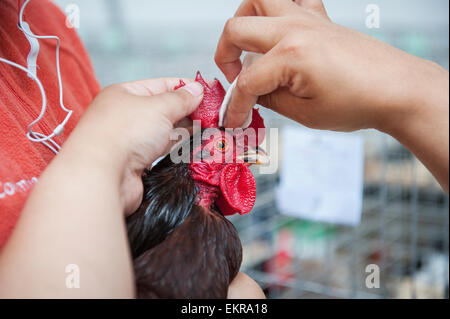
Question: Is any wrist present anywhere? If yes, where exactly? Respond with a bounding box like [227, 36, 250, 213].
[375, 58, 448, 139]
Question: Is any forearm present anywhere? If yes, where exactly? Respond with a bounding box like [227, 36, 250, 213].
[379, 60, 449, 193]
[0, 133, 134, 298]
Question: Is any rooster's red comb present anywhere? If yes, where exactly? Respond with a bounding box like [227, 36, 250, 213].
[174, 72, 225, 128]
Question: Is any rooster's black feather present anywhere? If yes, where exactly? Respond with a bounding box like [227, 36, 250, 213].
[126, 136, 242, 298]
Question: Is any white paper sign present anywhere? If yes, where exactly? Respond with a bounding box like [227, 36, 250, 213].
[276, 126, 364, 226]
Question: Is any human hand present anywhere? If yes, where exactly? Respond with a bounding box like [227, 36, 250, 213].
[64, 78, 204, 215]
[0, 79, 204, 297]
[228, 272, 266, 299]
[215, 0, 445, 134]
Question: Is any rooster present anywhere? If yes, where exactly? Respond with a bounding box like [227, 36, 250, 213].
[126, 72, 266, 298]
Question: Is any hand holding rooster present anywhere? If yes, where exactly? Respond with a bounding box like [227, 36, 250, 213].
[0, 78, 205, 297]
[75, 78, 205, 214]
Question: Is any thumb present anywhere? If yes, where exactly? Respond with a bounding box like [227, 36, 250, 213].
[257, 87, 317, 129]
[224, 50, 285, 128]
[153, 81, 204, 123]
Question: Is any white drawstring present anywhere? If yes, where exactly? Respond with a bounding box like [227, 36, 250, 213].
[0, 0, 73, 155]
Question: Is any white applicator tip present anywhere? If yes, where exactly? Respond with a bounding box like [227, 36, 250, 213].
[218, 77, 253, 129]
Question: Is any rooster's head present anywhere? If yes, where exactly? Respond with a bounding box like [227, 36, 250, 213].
[174, 72, 267, 217]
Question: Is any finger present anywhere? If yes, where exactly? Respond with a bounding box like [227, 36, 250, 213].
[222, 53, 261, 127]
[215, 16, 286, 83]
[224, 50, 289, 128]
[242, 52, 263, 69]
[160, 118, 195, 156]
[122, 78, 195, 96]
[174, 117, 193, 130]
[293, 0, 329, 18]
[235, 0, 298, 17]
[257, 87, 315, 126]
[165, 126, 193, 155]
[257, 87, 299, 111]
[239, 49, 290, 97]
[152, 82, 204, 123]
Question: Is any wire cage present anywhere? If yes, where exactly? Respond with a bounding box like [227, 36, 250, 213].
[230, 126, 449, 299]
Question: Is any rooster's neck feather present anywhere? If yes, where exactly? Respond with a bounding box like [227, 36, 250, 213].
[126, 155, 195, 259]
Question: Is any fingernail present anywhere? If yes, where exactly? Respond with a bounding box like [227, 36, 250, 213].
[224, 114, 246, 128]
[181, 82, 204, 97]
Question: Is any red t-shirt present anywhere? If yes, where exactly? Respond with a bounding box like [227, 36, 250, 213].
[0, 0, 100, 248]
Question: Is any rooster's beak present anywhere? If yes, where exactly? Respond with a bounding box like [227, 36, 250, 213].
[238, 146, 269, 165]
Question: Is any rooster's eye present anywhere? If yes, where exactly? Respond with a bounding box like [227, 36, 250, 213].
[215, 139, 227, 152]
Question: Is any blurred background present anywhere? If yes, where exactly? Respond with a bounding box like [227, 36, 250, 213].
[53, 0, 449, 299]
